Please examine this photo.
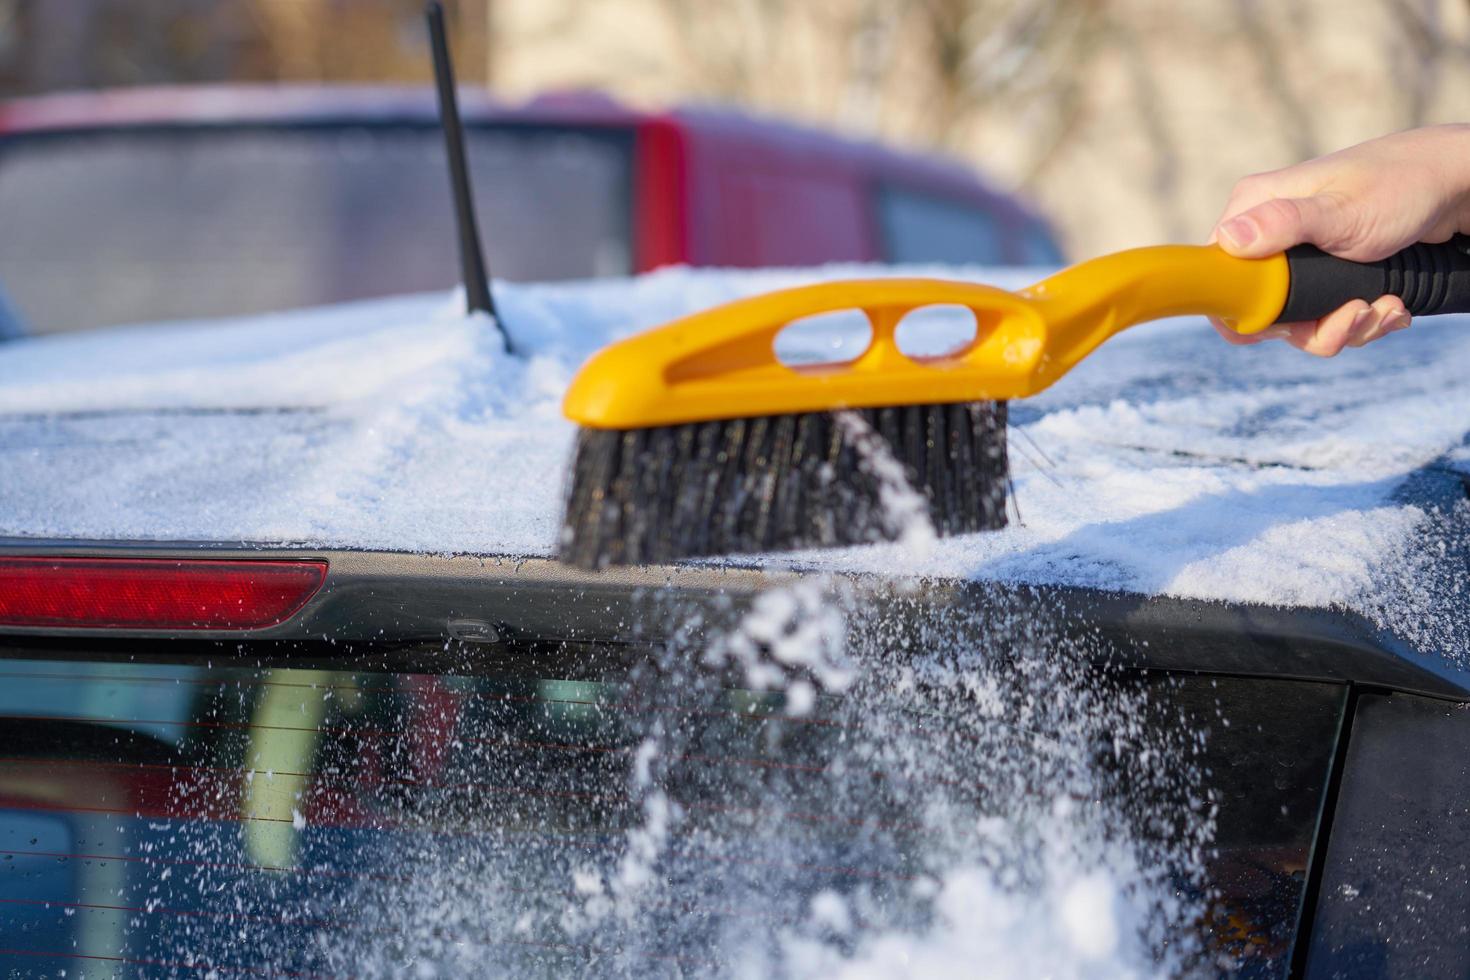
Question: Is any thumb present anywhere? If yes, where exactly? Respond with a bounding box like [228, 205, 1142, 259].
[1214, 195, 1342, 258]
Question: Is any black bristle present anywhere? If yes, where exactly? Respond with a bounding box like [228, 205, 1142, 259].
[949, 401, 977, 531]
[558, 401, 1011, 569]
[925, 406, 947, 533]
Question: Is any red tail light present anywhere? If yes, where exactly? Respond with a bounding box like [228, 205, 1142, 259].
[0, 557, 327, 630]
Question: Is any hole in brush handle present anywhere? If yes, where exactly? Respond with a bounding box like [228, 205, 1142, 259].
[1278, 235, 1470, 323]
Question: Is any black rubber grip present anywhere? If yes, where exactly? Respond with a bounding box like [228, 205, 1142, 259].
[1277, 234, 1470, 323]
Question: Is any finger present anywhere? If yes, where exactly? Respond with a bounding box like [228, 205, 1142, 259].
[1266, 321, 1314, 345]
[1215, 194, 1344, 258]
[1211, 169, 1328, 241]
[1281, 321, 1320, 351]
[1287, 299, 1371, 357]
[1210, 317, 1295, 345]
[1346, 295, 1410, 347]
[1210, 316, 1264, 345]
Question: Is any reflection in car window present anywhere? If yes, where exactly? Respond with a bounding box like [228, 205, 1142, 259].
[0, 125, 634, 333]
[0, 644, 1340, 976]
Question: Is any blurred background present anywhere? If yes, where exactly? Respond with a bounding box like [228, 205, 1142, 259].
[3, 0, 1470, 339]
[3, 0, 1469, 258]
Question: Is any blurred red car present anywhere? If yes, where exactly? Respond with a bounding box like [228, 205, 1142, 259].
[0, 85, 1061, 334]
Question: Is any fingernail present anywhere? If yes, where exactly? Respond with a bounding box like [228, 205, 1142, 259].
[1383, 311, 1411, 332]
[1219, 217, 1257, 248]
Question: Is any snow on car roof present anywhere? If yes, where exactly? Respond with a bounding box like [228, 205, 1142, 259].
[2, 264, 1468, 611]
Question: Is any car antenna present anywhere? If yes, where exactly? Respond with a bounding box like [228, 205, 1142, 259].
[425, 0, 512, 353]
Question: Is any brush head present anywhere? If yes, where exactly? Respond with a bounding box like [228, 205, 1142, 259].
[558, 401, 1009, 569]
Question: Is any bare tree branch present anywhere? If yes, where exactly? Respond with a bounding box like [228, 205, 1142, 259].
[1118, 21, 1187, 240]
[1384, 0, 1442, 126]
[1234, 0, 1319, 161]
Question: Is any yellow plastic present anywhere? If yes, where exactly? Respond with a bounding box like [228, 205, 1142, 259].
[563, 244, 1290, 429]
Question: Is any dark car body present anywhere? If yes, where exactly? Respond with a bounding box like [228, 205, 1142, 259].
[0, 86, 1061, 334]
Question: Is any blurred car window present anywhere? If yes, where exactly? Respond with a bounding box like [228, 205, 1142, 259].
[877, 184, 1006, 265]
[1019, 223, 1065, 265]
[0, 283, 23, 340]
[0, 124, 633, 333]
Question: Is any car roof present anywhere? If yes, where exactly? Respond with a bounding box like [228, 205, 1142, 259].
[0, 84, 647, 132]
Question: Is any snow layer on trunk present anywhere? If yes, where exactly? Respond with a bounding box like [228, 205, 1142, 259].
[2, 263, 1468, 610]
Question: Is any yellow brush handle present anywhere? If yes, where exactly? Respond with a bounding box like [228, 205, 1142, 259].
[1028, 244, 1288, 334]
[563, 246, 1290, 429]
[1019, 245, 1289, 388]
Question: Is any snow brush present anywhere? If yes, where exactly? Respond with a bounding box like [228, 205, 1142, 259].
[558, 236, 1470, 569]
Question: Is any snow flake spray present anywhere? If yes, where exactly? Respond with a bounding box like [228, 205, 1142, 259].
[122, 416, 1223, 979]
[305, 578, 1214, 975]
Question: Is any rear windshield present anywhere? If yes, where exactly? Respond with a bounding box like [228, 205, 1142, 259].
[0, 123, 634, 334]
[0, 634, 1340, 977]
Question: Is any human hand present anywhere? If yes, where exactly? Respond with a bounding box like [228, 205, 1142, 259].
[1211, 124, 1470, 355]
